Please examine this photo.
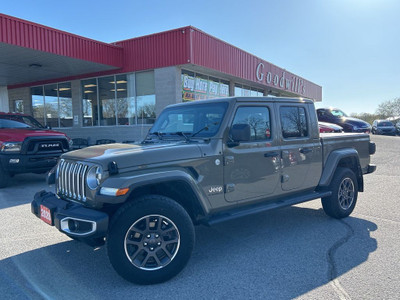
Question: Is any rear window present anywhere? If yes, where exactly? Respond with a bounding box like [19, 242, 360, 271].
[280, 106, 308, 138]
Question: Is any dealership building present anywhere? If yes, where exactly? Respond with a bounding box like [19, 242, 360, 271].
[0, 13, 322, 143]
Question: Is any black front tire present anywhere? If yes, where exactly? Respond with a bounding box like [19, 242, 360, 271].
[322, 167, 358, 219]
[107, 195, 195, 284]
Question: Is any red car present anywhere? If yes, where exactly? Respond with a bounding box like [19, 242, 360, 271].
[0, 112, 71, 188]
[318, 121, 343, 133]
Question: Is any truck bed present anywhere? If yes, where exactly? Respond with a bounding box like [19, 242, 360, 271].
[320, 132, 372, 172]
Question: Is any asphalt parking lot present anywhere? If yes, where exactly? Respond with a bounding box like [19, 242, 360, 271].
[0, 135, 399, 299]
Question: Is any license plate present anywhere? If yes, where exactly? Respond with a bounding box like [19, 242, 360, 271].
[40, 204, 53, 225]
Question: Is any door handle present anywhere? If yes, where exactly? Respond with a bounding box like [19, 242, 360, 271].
[300, 148, 312, 154]
[264, 151, 279, 158]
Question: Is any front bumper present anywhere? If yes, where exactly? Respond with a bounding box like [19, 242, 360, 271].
[31, 190, 109, 246]
[376, 129, 396, 135]
[0, 152, 60, 174]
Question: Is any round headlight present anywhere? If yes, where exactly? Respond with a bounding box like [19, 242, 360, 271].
[87, 166, 102, 190]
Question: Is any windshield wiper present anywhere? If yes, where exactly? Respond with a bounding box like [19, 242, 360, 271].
[174, 132, 191, 142]
[191, 122, 219, 138]
[148, 131, 164, 140]
[173, 122, 220, 142]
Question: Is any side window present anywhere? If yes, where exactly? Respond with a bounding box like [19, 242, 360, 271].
[232, 106, 271, 141]
[280, 106, 308, 138]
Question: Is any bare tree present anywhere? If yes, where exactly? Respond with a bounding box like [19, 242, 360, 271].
[376, 98, 400, 119]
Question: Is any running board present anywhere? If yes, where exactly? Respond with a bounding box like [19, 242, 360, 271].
[204, 191, 332, 226]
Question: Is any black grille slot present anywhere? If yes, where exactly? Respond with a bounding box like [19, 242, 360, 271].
[57, 160, 89, 201]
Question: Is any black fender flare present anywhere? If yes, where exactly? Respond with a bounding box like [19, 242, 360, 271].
[99, 169, 210, 215]
[318, 148, 364, 191]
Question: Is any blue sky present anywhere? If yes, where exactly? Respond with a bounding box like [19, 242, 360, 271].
[2, 0, 399, 114]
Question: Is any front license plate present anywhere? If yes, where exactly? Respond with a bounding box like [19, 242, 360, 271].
[40, 204, 53, 225]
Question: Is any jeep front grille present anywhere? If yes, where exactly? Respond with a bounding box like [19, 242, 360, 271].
[57, 160, 89, 201]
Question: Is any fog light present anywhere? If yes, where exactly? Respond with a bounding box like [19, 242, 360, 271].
[68, 219, 79, 232]
[9, 158, 20, 164]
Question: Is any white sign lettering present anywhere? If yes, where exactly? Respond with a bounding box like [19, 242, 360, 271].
[255, 62, 306, 95]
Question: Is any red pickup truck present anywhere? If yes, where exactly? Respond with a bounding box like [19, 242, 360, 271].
[0, 112, 71, 188]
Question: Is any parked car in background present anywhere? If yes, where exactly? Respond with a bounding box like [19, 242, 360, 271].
[317, 108, 371, 133]
[0, 112, 71, 188]
[396, 121, 400, 135]
[371, 120, 396, 135]
[318, 122, 343, 133]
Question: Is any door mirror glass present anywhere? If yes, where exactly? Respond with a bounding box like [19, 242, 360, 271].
[230, 124, 251, 142]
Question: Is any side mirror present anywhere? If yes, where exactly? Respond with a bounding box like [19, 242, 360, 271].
[229, 124, 251, 146]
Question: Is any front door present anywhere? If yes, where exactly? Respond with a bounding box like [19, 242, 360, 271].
[224, 105, 281, 202]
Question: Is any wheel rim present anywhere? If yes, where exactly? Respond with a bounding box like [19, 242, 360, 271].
[338, 177, 355, 210]
[124, 214, 180, 271]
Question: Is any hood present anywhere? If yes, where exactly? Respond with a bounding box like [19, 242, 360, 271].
[319, 122, 343, 130]
[0, 128, 67, 142]
[337, 117, 370, 128]
[63, 142, 203, 169]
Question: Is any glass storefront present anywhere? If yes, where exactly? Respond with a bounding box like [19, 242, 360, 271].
[29, 68, 265, 130]
[82, 72, 155, 127]
[31, 82, 72, 127]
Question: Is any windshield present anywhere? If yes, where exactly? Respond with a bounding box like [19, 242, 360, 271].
[0, 118, 31, 129]
[0, 115, 44, 129]
[149, 102, 229, 139]
[330, 109, 348, 118]
[378, 121, 393, 126]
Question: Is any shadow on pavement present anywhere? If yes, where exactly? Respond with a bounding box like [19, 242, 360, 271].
[0, 206, 377, 299]
[0, 173, 48, 209]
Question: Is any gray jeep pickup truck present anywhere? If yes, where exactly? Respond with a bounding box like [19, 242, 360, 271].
[31, 97, 376, 284]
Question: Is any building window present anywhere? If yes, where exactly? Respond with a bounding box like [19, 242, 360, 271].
[234, 84, 264, 97]
[82, 78, 98, 126]
[99, 76, 116, 126]
[82, 72, 155, 127]
[32, 86, 45, 125]
[31, 82, 72, 127]
[117, 74, 135, 126]
[58, 82, 73, 127]
[44, 84, 59, 128]
[136, 71, 156, 124]
[181, 70, 229, 102]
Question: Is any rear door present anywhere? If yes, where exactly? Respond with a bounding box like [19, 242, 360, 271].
[277, 103, 322, 191]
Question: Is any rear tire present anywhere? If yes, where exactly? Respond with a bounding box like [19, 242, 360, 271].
[322, 167, 358, 219]
[107, 195, 195, 284]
